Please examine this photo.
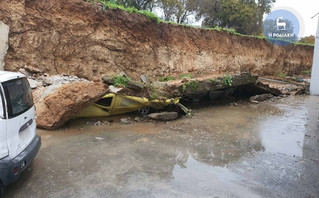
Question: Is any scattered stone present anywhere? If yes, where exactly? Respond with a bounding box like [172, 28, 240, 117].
[119, 71, 128, 78]
[230, 102, 239, 107]
[19, 68, 33, 78]
[140, 75, 148, 83]
[86, 120, 111, 126]
[102, 75, 113, 85]
[109, 85, 123, 93]
[27, 78, 42, 89]
[95, 137, 105, 141]
[120, 118, 133, 125]
[127, 80, 144, 91]
[250, 93, 273, 103]
[134, 117, 142, 122]
[149, 112, 179, 121]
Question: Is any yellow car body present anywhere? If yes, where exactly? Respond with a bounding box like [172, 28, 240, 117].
[77, 93, 179, 118]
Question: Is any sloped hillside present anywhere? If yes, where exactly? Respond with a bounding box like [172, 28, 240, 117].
[0, 0, 314, 81]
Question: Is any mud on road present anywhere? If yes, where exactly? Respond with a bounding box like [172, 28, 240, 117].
[5, 96, 319, 198]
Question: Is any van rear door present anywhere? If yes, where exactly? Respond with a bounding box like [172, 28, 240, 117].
[0, 89, 8, 159]
[2, 78, 36, 159]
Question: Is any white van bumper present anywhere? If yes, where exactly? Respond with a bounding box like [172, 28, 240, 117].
[0, 135, 41, 186]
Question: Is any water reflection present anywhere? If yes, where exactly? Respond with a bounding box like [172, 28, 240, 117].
[258, 102, 307, 157]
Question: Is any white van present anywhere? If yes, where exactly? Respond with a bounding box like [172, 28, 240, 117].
[0, 71, 41, 194]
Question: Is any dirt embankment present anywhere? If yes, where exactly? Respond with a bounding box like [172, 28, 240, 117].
[0, 0, 314, 81]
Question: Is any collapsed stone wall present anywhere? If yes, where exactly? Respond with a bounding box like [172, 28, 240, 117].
[0, 0, 314, 81]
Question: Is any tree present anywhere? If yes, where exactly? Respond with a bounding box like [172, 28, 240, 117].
[196, 0, 258, 34]
[195, 0, 275, 35]
[116, 0, 157, 10]
[299, 36, 315, 45]
[256, 0, 276, 34]
[158, 0, 196, 23]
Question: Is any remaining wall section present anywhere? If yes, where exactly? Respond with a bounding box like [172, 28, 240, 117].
[310, 17, 319, 95]
[0, 0, 314, 81]
[0, 21, 9, 71]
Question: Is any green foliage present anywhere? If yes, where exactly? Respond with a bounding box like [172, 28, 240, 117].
[86, 0, 161, 23]
[159, 76, 175, 82]
[210, 78, 216, 83]
[298, 36, 315, 45]
[150, 92, 158, 100]
[113, 75, 128, 87]
[198, 0, 275, 35]
[301, 70, 311, 75]
[222, 75, 233, 86]
[182, 84, 187, 93]
[179, 74, 194, 79]
[182, 80, 199, 93]
[277, 73, 287, 78]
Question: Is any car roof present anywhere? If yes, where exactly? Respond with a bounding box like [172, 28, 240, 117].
[0, 71, 26, 83]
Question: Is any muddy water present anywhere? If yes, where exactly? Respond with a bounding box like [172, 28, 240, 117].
[5, 96, 319, 198]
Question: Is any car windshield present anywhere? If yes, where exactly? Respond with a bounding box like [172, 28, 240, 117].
[2, 78, 34, 118]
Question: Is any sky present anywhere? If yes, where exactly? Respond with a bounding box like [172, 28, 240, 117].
[272, 0, 318, 36]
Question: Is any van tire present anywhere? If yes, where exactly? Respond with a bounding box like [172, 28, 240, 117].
[0, 181, 4, 197]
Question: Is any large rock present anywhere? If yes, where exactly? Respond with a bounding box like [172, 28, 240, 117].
[149, 112, 179, 121]
[36, 82, 109, 130]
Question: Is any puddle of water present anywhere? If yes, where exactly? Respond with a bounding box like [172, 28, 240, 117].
[171, 156, 263, 198]
[258, 104, 307, 157]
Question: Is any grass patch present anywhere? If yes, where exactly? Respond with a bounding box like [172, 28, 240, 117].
[277, 73, 287, 78]
[159, 76, 175, 82]
[210, 78, 216, 83]
[222, 75, 233, 86]
[182, 80, 199, 93]
[179, 74, 194, 79]
[301, 70, 311, 75]
[86, 0, 161, 23]
[113, 75, 128, 87]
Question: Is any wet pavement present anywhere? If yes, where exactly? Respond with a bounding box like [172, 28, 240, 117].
[5, 96, 319, 198]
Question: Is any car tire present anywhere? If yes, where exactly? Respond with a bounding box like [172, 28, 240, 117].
[138, 107, 151, 115]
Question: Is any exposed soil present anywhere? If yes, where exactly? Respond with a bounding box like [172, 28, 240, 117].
[0, 0, 314, 81]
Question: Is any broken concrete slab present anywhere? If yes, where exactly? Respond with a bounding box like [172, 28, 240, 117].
[36, 82, 109, 130]
[152, 73, 258, 99]
[255, 77, 309, 96]
[149, 112, 179, 121]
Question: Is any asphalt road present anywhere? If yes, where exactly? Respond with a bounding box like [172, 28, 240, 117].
[5, 96, 319, 198]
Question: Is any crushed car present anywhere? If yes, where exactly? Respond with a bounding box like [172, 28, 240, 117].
[77, 93, 180, 117]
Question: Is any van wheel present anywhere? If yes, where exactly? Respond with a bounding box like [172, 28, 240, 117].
[0, 182, 4, 197]
[138, 107, 151, 115]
